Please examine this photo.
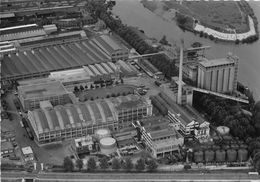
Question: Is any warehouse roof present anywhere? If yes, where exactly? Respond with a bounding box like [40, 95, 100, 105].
[92, 35, 126, 55]
[141, 117, 177, 139]
[18, 80, 68, 100]
[1, 40, 111, 80]
[29, 95, 149, 134]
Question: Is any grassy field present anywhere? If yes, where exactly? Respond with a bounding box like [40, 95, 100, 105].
[142, 0, 249, 33]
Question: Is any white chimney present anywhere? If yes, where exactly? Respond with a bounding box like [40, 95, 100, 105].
[177, 39, 184, 105]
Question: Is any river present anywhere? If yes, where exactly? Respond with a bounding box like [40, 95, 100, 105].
[113, 0, 260, 101]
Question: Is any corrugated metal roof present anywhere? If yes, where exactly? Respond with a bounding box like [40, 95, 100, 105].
[29, 96, 148, 134]
[1, 40, 112, 80]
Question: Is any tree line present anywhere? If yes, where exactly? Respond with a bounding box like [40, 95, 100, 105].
[85, 0, 177, 79]
[63, 156, 158, 172]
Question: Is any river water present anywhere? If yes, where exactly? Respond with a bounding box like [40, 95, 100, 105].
[113, 0, 260, 100]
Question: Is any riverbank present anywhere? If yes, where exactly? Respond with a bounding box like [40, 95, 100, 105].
[141, 0, 259, 44]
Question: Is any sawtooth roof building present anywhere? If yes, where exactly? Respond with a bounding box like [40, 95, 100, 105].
[1, 34, 129, 82]
[27, 95, 152, 144]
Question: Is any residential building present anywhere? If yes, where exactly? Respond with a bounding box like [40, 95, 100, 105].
[21, 146, 34, 162]
[92, 34, 129, 61]
[133, 117, 184, 158]
[197, 53, 239, 93]
[1, 141, 14, 158]
[18, 79, 71, 110]
[27, 95, 152, 144]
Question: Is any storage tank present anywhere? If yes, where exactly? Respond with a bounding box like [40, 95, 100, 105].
[217, 126, 230, 136]
[227, 149, 237, 162]
[238, 149, 248, 162]
[204, 150, 215, 163]
[194, 151, 204, 163]
[95, 129, 111, 141]
[99, 137, 117, 155]
[216, 150, 226, 162]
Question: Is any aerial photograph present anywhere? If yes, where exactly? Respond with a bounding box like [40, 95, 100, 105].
[1, 0, 260, 181]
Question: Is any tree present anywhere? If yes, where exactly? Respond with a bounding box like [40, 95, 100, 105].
[85, 85, 88, 89]
[90, 84, 94, 89]
[74, 86, 79, 92]
[111, 158, 121, 170]
[122, 158, 133, 171]
[159, 35, 169, 46]
[63, 156, 74, 172]
[76, 159, 83, 171]
[80, 85, 84, 91]
[87, 157, 96, 171]
[99, 157, 109, 170]
[135, 158, 145, 171]
[146, 159, 158, 171]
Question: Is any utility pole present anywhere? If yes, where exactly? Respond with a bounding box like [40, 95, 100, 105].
[177, 39, 184, 105]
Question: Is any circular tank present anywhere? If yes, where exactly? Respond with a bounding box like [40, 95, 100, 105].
[99, 137, 117, 155]
[194, 151, 204, 163]
[217, 126, 230, 135]
[227, 149, 237, 162]
[95, 129, 111, 141]
[238, 149, 248, 162]
[216, 150, 226, 162]
[204, 150, 215, 163]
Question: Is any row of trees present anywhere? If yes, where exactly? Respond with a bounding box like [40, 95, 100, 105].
[63, 156, 158, 172]
[85, 0, 177, 79]
[79, 90, 133, 102]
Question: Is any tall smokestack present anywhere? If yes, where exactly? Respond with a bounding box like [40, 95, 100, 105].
[177, 39, 184, 105]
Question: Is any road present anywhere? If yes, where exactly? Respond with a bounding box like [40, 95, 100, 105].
[1, 171, 259, 182]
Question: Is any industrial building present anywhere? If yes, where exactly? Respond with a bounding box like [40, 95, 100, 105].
[91, 34, 129, 61]
[151, 92, 210, 140]
[197, 53, 239, 93]
[27, 95, 152, 144]
[18, 79, 72, 110]
[133, 117, 184, 158]
[1, 34, 130, 82]
[73, 135, 94, 155]
[0, 24, 48, 42]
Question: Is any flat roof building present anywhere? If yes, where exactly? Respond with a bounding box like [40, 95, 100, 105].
[27, 95, 152, 144]
[133, 117, 184, 158]
[18, 79, 71, 110]
[197, 53, 239, 93]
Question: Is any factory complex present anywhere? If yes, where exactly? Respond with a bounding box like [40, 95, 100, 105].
[27, 95, 152, 144]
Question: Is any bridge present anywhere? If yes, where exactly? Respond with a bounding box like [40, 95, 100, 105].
[192, 87, 249, 104]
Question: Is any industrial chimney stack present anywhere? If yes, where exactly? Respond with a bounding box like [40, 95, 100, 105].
[177, 39, 184, 105]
